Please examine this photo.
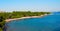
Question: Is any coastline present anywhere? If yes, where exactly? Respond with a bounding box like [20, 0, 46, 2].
[5, 14, 47, 22]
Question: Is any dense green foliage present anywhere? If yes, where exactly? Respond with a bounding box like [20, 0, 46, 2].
[0, 11, 51, 31]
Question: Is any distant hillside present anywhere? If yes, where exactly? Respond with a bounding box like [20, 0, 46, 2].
[53, 12, 60, 15]
[0, 11, 5, 13]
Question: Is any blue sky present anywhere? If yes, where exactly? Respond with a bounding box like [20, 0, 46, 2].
[0, 0, 60, 12]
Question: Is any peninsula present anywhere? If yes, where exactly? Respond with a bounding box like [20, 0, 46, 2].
[0, 11, 51, 31]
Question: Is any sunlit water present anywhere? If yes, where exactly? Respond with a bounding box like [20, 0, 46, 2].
[6, 12, 60, 31]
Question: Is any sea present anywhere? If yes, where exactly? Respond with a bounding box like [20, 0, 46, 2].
[5, 12, 60, 31]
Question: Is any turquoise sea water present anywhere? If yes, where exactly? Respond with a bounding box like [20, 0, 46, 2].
[6, 12, 60, 31]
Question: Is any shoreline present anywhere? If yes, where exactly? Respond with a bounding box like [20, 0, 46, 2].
[5, 14, 47, 22]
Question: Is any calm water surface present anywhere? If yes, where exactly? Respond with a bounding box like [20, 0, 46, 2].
[6, 13, 60, 31]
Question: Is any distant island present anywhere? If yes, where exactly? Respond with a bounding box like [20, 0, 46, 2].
[53, 12, 60, 15]
[0, 11, 51, 31]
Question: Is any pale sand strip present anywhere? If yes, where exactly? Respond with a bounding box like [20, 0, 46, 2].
[5, 14, 47, 22]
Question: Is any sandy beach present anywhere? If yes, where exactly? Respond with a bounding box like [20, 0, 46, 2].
[5, 14, 47, 22]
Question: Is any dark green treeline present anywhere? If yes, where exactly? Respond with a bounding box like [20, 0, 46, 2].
[0, 11, 51, 31]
